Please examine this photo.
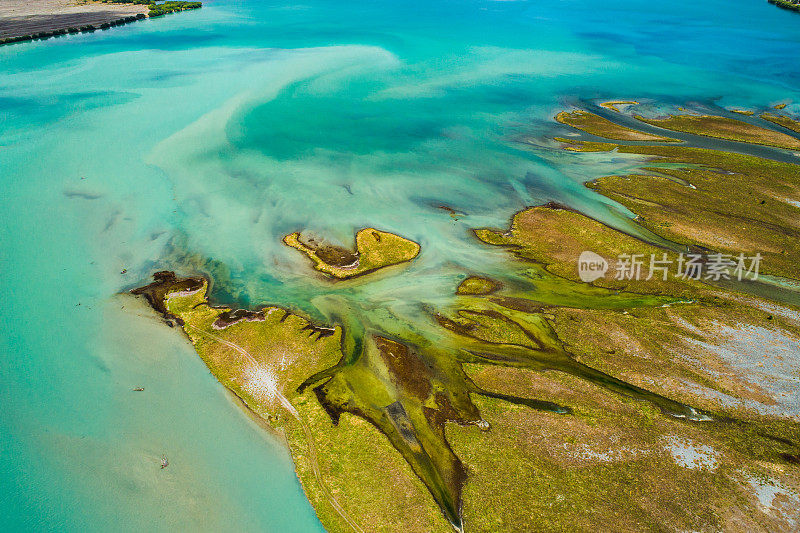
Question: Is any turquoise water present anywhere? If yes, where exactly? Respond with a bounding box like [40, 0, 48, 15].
[1, 0, 799, 530]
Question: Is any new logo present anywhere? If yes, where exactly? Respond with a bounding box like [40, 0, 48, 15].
[578, 251, 608, 282]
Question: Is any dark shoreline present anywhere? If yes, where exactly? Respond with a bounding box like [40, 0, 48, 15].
[0, 3, 200, 47]
[0, 13, 146, 46]
[769, 0, 800, 14]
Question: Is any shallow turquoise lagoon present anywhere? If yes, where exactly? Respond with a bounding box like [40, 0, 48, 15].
[1, 0, 799, 530]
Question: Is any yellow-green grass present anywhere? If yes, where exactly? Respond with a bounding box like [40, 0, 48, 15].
[473, 205, 711, 297]
[551, 136, 800, 279]
[547, 302, 790, 415]
[134, 225, 800, 533]
[588, 169, 800, 280]
[451, 366, 800, 532]
[456, 276, 502, 295]
[147, 278, 453, 533]
[599, 100, 640, 112]
[760, 112, 800, 134]
[634, 113, 800, 150]
[456, 200, 800, 531]
[470, 204, 800, 419]
[287, 397, 452, 533]
[284, 228, 420, 279]
[453, 203, 800, 529]
[127, 104, 800, 532]
[161, 280, 342, 413]
[555, 110, 679, 142]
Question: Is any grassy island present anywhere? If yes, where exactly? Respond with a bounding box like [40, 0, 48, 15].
[760, 112, 800, 134]
[556, 110, 679, 142]
[456, 276, 502, 295]
[599, 100, 640, 112]
[633, 113, 800, 150]
[283, 228, 420, 279]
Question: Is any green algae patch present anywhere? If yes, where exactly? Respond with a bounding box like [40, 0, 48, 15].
[634, 113, 800, 150]
[556, 110, 679, 142]
[760, 112, 800, 134]
[284, 228, 420, 279]
[456, 276, 502, 295]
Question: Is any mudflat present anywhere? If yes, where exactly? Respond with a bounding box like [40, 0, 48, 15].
[0, 0, 147, 39]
